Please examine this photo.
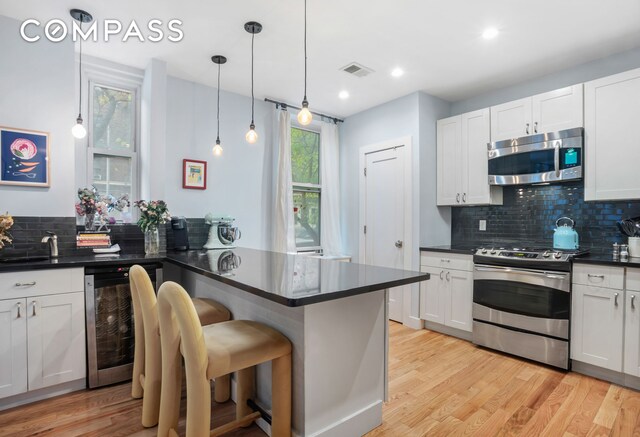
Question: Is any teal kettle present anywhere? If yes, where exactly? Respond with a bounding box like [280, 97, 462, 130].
[553, 217, 579, 250]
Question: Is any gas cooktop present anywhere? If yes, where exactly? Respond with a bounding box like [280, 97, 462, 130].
[474, 246, 589, 263]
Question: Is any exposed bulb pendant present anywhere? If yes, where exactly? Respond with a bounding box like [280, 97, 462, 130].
[244, 21, 262, 144]
[70, 9, 93, 139]
[211, 55, 227, 156]
[297, 0, 312, 126]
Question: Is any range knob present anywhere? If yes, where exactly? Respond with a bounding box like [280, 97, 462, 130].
[480, 248, 488, 254]
[553, 252, 562, 259]
[490, 248, 497, 255]
[542, 250, 551, 258]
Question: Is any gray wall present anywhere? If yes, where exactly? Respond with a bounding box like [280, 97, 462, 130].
[164, 76, 274, 250]
[0, 16, 75, 216]
[451, 46, 640, 115]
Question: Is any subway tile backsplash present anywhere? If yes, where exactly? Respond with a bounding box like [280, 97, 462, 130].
[451, 181, 640, 250]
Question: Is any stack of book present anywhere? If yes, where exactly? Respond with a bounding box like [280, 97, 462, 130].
[77, 232, 112, 248]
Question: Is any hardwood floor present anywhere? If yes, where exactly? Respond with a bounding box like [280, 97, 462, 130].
[1, 322, 639, 436]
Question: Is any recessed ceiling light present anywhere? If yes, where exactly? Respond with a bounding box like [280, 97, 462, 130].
[391, 68, 404, 78]
[338, 90, 350, 99]
[482, 27, 499, 40]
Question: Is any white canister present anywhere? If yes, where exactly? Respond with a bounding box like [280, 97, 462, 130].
[629, 237, 640, 258]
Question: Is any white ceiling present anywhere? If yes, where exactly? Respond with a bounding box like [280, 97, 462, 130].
[2, 0, 640, 117]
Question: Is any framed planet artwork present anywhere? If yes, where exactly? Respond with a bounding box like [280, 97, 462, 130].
[0, 127, 50, 187]
[182, 159, 207, 190]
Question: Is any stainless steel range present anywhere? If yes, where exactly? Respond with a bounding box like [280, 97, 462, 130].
[472, 246, 588, 369]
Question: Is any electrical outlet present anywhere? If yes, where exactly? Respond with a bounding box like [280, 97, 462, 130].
[479, 220, 487, 231]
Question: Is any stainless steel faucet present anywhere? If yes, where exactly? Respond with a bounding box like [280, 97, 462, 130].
[41, 231, 59, 258]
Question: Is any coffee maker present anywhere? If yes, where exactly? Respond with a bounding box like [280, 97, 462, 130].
[171, 216, 189, 251]
[203, 214, 241, 250]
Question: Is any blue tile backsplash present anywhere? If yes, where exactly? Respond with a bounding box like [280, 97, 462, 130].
[451, 181, 640, 250]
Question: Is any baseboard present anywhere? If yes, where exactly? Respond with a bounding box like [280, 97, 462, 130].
[424, 321, 473, 341]
[308, 400, 383, 437]
[0, 378, 86, 411]
[572, 361, 640, 390]
[403, 315, 424, 330]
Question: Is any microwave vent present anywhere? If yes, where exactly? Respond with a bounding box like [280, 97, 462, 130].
[341, 62, 374, 78]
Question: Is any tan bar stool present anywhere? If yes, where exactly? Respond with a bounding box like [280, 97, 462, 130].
[129, 265, 232, 428]
[157, 281, 292, 437]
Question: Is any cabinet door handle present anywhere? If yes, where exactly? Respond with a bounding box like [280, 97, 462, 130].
[534, 122, 538, 133]
[439, 271, 444, 280]
[32, 301, 37, 316]
[15, 281, 36, 287]
[440, 259, 451, 263]
[632, 295, 636, 310]
[525, 123, 530, 135]
[462, 193, 467, 203]
[456, 193, 460, 203]
[446, 271, 451, 282]
[587, 274, 605, 279]
[16, 302, 22, 318]
[614, 293, 619, 307]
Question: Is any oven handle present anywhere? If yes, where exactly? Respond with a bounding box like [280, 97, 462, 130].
[474, 265, 569, 280]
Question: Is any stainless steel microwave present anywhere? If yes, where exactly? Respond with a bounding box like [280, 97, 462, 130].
[487, 127, 583, 186]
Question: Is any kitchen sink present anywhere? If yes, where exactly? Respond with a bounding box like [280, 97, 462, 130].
[0, 256, 50, 264]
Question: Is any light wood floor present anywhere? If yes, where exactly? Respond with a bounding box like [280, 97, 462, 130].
[1, 322, 639, 436]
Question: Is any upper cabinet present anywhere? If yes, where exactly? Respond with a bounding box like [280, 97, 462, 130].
[437, 109, 502, 206]
[584, 68, 640, 201]
[490, 85, 584, 142]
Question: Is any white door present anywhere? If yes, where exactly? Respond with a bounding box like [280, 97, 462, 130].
[436, 116, 461, 206]
[490, 97, 532, 141]
[625, 291, 640, 377]
[571, 284, 624, 371]
[461, 109, 491, 205]
[584, 68, 640, 201]
[532, 84, 583, 134]
[444, 269, 473, 332]
[364, 146, 406, 322]
[28, 292, 86, 390]
[0, 298, 28, 399]
[419, 267, 445, 324]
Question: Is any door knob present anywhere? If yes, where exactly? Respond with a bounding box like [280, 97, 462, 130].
[395, 240, 403, 248]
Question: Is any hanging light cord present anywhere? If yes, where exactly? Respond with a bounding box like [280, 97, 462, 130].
[216, 62, 221, 141]
[250, 31, 255, 125]
[303, 0, 307, 101]
[78, 14, 83, 119]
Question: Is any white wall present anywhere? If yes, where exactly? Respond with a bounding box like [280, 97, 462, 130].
[0, 16, 75, 216]
[164, 76, 274, 250]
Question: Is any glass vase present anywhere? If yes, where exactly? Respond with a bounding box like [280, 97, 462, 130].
[85, 213, 96, 231]
[144, 228, 160, 254]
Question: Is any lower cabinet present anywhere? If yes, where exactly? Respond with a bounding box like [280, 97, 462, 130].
[625, 289, 640, 377]
[0, 291, 86, 399]
[571, 284, 624, 371]
[420, 265, 473, 333]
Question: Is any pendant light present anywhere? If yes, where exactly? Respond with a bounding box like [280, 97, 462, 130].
[244, 21, 262, 144]
[70, 9, 93, 139]
[297, 0, 312, 126]
[211, 55, 227, 156]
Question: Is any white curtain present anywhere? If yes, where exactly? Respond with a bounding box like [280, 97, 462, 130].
[273, 110, 297, 253]
[320, 121, 343, 255]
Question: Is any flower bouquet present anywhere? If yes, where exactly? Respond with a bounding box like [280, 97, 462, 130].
[134, 200, 171, 254]
[0, 213, 14, 249]
[75, 187, 130, 231]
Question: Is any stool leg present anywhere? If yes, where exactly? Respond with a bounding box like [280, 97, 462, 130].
[214, 374, 231, 403]
[236, 367, 255, 424]
[271, 354, 291, 437]
[185, 371, 212, 437]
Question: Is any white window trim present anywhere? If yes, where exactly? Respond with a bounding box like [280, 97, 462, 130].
[291, 122, 322, 252]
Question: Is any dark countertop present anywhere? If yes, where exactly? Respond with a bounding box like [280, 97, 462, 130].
[573, 251, 640, 268]
[420, 245, 477, 255]
[0, 248, 429, 307]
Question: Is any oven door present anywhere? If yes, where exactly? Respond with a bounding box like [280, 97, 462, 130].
[473, 264, 570, 339]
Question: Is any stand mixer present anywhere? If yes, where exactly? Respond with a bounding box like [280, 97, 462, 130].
[203, 214, 242, 250]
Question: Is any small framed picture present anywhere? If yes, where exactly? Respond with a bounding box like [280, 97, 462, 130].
[182, 159, 207, 190]
[0, 126, 50, 187]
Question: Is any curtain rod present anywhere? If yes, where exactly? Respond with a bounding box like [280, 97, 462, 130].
[264, 98, 344, 124]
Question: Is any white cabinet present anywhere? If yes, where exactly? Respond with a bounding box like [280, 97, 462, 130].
[624, 290, 640, 377]
[437, 109, 502, 206]
[0, 299, 27, 398]
[584, 68, 640, 201]
[490, 85, 583, 142]
[419, 252, 473, 333]
[0, 268, 86, 400]
[571, 284, 624, 371]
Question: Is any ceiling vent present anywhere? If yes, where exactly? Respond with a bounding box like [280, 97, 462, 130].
[340, 62, 374, 78]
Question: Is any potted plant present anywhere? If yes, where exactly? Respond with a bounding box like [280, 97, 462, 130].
[134, 200, 171, 254]
[0, 213, 14, 249]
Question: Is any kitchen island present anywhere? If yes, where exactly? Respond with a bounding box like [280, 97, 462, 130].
[164, 248, 428, 437]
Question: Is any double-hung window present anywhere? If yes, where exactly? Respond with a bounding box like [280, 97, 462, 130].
[291, 126, 321, 251]
[88, 81, 139, 221]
